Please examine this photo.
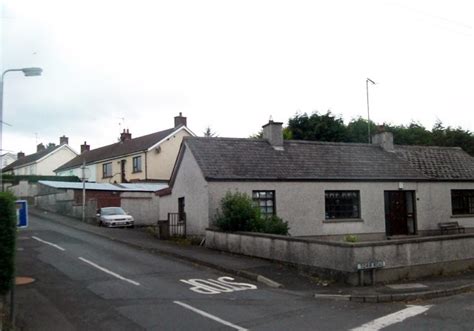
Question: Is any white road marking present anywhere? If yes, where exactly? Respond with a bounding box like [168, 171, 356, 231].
[32, 236, 66, 251]
[78, 257, 140, 286]
[174, 301, 248, 331]
[181, 276, 257, 295]
[350, 305, 432, 331]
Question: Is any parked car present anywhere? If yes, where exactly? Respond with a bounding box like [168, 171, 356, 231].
[96, 207, 134, 228]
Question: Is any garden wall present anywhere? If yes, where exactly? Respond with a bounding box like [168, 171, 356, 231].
[206, 229, 474, 284]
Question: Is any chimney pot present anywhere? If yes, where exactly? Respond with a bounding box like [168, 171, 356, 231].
[81, 141, 90, 154]
[120, 129, 132, 142]
[37, 143, 46, 152]
[174, 113, 187, 128]
[372, 131, 394, 152]
[262, 120, 284, 150]
[17, 151, 25, 159]
[59, 135, 69, 145]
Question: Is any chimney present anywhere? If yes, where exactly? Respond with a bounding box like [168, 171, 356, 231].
[81, 141, 90, 154]
[372, 131, 394, 152]
[120, 129, 132, 142]
[59, 135, 69, 145]
[262, 120, 284, 150]
[37, 143, 46, 152]
[174, 112, 187, 128]
[17, 151, 25, 159]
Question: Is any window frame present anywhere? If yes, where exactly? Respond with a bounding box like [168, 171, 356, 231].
[132, 155, 142, 173]
[325, 190, 361, 220]
[102, 162, 112, 178]
[252, 190, 276, 218]
[451, 190, 474, 215]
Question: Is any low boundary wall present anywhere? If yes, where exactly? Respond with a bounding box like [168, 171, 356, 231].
[205, 229, 474, 284]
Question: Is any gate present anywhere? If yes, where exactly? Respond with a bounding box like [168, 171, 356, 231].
[168, 212, 186, 237]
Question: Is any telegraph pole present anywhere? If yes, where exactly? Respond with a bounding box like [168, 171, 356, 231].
[81, 160, 86, 222]
[366, 78, 376, 143]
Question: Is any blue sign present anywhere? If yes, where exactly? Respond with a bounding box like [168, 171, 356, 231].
[15, 200, 28, 228]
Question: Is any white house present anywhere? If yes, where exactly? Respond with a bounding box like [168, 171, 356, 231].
[2, 136, 78, 176]
[159, 120, 474, 238]
[1, 152, 17, 169]
[54, 113, 195, 183]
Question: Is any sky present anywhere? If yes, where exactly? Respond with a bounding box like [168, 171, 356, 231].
[1, 0, 473, 155]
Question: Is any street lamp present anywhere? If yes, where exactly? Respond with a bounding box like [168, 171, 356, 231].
[366, 78, 376, 143]
[0, 67, 43, 191]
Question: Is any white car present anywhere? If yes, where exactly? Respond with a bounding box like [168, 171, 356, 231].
[96, 207, 134, 228]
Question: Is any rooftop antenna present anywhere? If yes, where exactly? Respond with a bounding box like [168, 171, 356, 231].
[366, 78, 376, 143]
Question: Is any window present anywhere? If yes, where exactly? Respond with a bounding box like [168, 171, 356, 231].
[325, 191, 360, 219]
[132, 156, 142, 173]
[252, 191, 275, 217]
[102, 162, 112, 178]
[451, 190, 474, 215]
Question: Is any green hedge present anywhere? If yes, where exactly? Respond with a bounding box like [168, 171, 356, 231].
[1, 175, 80, 185]
[215, 191, 289, 235]
[0, 192, 17, 296]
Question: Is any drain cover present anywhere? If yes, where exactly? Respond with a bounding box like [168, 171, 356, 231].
[15, 277, 35, 285]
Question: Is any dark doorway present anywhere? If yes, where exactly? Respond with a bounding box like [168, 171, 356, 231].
[121, 160, 126, 183]
[178, 197, 185, 222]
[384, 191, 416, 236]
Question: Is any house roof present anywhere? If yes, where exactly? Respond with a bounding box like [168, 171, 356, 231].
[394, 145, 474, 180]
[55, 126, 190, 172]
[39, 180, 167, 192]
[180, 137, 474, 182]
[2, 145, 68, 172]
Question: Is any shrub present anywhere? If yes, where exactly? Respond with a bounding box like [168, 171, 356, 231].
[215, 191, 289, 235]
[215, 192, 260, 232]
[0, 192, 17, 296]
[251, 215, 289, 235]
[344, 234, 358, 243]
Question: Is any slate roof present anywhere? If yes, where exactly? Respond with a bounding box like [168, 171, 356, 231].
[2, 145, 64, 172]
[182, 137, 474, 181]
[55, 127, 178, 172]
[394, 145, 474, 180]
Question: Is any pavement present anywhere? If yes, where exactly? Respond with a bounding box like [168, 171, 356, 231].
[28, 207, 474, 303]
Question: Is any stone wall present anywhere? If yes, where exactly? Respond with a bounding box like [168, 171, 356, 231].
[206, 229, 474, 284]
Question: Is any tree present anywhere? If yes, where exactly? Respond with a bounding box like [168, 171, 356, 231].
[287, 111, 347, 142]
[203, 126, 217, 137]
[346, 117, 378, 143]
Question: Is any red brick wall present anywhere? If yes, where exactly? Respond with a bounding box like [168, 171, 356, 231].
[74, 190, 121, 209]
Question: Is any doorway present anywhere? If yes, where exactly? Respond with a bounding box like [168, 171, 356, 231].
[384, 191, 417, 236]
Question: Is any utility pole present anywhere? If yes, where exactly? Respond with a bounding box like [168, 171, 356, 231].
[366, 78, 376, 143]
[81, 160, 86, 222]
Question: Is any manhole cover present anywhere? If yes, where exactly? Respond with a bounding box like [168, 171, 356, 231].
[16, 277, 35, 285]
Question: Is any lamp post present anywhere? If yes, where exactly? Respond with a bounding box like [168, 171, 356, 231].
[0, 67, 43, 191]
[366, 78, 376, 144]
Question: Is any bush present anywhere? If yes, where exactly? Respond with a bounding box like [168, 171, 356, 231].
[215, 192, 260, 232]
[0, 192, 17, 296]
[215, 191, 289, 235]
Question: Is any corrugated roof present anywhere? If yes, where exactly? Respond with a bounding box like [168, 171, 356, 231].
[183, 137, 474, 181]
[55, 127, 180, 172]
[39, 180, 167, 192]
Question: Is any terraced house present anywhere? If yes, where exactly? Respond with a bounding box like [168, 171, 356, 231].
[159, 120, 474, 238]
[2, 136, 77, 176]
[55, 113, 194, 183]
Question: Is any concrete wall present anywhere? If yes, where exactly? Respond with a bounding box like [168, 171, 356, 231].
[159, 147, 209, 236]
[207, 181, 474, 237]
[206, 229, 474, 284]
[121, 191, 160, 225]
[9, 181, 38, 199]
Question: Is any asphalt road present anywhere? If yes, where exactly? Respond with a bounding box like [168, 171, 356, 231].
[13, 215, 474, 330]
